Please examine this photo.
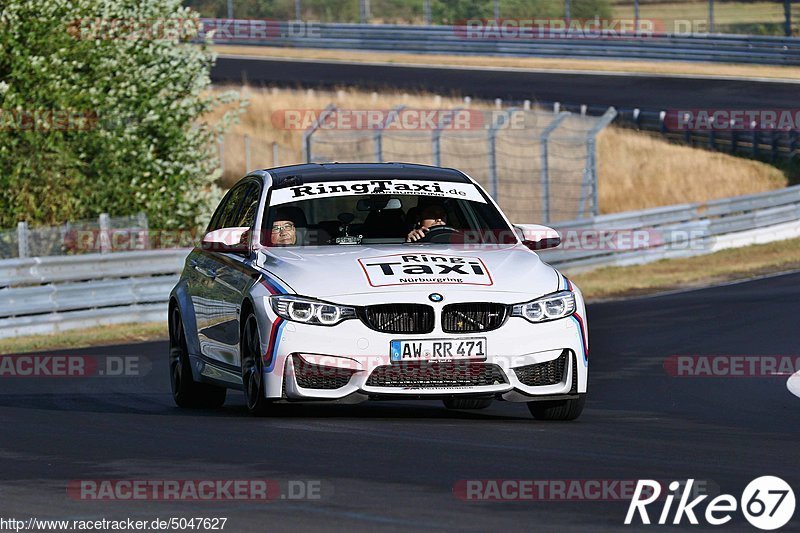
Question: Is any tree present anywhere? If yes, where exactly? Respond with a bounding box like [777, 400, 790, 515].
[0, 0, 239, 229]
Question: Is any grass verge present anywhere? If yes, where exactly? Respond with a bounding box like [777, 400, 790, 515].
[212, 45, 800, 81]
[3, 237, 800, 353]
[0, 322, 167, 355]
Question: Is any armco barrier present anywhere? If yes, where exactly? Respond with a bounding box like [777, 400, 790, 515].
[200, 20, 800, 66]
[2, 184, 800, 339]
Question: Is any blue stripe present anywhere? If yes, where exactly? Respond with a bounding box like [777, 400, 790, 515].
[570, 316, 589, 366]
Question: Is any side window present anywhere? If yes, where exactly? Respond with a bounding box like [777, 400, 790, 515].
[206, 182, 252, 232]
[231, 182, 262, 229]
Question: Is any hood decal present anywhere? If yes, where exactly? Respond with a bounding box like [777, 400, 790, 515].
[358, 253, 493, 287]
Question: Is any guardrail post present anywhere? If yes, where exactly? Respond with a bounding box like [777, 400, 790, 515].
[99, 213, 110, 254]
[17, 221, 28, 258]
[432, 107, 462, 167]
[137, 212, 149, 250]
[539, 112, 571, 224]
[374, 104, 405, 163]
[302, 104, 337, 163]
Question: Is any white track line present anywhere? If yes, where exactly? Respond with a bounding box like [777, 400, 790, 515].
[788, 371, 800, 400]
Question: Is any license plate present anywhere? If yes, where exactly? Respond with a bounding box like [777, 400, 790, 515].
[390, 338, 487, 362]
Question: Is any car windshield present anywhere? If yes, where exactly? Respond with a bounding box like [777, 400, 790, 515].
[262, 178, 514, 246]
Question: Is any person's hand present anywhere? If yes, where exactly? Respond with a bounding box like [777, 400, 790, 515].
[406, 227, 428, 242]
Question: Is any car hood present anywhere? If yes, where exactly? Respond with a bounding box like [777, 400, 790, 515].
[254, 244, 560, 304]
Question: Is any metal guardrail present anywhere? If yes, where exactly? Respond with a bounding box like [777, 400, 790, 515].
[2, 185, 800, 339]
[201, 20, 800, 66]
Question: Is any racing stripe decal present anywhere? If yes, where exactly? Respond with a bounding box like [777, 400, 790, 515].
[571, 314, 589, 366]
[565, 277, 574, 292]
[259, 274, 288, 295]
[264, 317, 286, 371]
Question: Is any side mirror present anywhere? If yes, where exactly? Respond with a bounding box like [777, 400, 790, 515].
[514, 224, 561, 251]
[201, 227, 251, 254]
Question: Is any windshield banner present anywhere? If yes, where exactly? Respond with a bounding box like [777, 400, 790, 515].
[270, 179, 487, 206]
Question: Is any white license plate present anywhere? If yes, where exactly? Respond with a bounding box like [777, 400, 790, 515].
[390, 338, 487, 362]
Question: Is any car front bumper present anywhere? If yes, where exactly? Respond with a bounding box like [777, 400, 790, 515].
[254, 298, 588, 403]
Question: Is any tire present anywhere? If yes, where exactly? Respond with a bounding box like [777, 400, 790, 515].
[241, 314, 274, 416]
[443, 398, 493, 410]
[169, 306, 227, 409]
[527, 394, 586, 421]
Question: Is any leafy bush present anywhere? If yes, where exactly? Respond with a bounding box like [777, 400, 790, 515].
[0, 0, 239, 230]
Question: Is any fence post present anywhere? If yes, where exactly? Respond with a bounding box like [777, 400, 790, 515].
[583, 107, 618, 218]
[17, 221, 29, 258]
[244, 134, 251, 171]
[374, 104, 405, 163]
[218, 136, 225, 175]
[432, 107, 462, 167]
[98, 213, 110, 254]
[539, 112, 571, 224]
[708, 116, 716, 150]
[302, 103, 337, 163]
[423, 0, 431, 24]
[295, 0, 301, 20]
[487, 108, 516, 201]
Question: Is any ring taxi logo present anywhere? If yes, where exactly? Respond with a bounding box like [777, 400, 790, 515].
[625, 477, 795, 530]
[358, 254, 493, 287]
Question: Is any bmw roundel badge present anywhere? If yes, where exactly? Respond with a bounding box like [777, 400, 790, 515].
[429, 293, 444, 303]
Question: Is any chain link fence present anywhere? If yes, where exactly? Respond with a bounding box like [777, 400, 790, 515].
[303, 105, 616, 223]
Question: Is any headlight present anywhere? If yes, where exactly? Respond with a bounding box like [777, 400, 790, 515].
[270, 295, 357, 326]
[511, 291, 575, 323]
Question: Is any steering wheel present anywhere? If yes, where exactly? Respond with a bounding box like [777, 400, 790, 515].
[419, 225, 460, 243]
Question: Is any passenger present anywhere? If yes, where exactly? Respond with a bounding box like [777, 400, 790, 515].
[269, 207, 306, 246]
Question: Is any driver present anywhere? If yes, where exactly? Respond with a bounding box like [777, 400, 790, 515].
[406, 204, 448, 242]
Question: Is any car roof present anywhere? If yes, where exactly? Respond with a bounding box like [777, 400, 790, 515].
[265, 162, 472, 188]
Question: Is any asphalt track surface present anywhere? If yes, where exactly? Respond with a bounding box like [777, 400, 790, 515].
[2, 272, 799, 531]
[213, 56, 800, 110]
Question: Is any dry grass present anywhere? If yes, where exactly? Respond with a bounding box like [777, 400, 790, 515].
[570, 236, 800, 300]
[208, 86, 786, 216]
[597, 127, 787, 212]
[0, 322, 167, 355]
[212, 45, 800, 81]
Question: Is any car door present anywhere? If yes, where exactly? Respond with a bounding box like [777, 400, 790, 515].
[188, 179, 262, 367]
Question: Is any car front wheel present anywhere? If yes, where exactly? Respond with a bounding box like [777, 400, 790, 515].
[241, 314, 274, 416]
[527, 394, 585, 421]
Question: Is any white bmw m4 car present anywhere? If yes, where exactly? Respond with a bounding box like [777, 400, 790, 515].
[169, 163, 588, 419]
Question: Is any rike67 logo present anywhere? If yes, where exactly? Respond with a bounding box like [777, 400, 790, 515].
[358, 253, 493, 287]
[626, 477, 795, 530]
